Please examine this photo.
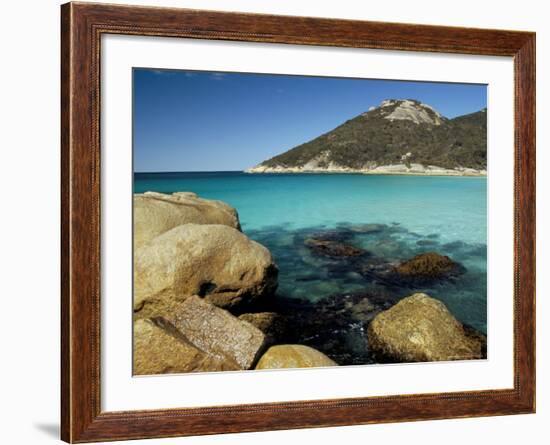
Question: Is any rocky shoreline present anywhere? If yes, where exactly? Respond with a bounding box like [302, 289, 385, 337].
[244, 164, 487, 176]
[133, 191, 486, 375]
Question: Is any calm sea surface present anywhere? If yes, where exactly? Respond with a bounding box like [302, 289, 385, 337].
[135, 172, 487, 334]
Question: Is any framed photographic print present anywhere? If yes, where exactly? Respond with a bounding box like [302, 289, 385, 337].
[61, 2, 536, 442]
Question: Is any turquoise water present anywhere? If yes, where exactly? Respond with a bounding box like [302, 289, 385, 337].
[135, 172, 487, 334]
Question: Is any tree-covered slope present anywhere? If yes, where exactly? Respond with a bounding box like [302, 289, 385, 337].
[251, 99, 486, 171]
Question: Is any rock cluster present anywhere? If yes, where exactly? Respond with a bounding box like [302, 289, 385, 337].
[133, 192, 332, 374]
[292, 227, 485, 365]
[134, 223, 277, 316]
[134, 192, 278, 317]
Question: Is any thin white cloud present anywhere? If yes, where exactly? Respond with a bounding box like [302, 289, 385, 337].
[210, 72, 227, 80]
[150, 69, 176, 76]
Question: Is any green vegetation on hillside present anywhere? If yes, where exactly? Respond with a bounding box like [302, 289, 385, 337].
[259, 100, 487, 170]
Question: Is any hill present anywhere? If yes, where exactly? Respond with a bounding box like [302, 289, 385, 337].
[246, 99, 487, 176]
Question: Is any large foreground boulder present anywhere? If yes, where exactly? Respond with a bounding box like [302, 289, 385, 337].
[255, 345, 337, 370]
[160, 296, 267, 370]
[133, 319, 239, 375]
[367, 293, 485, 362]
[134, 224, 278, 315]
[134, 191, 241, 249]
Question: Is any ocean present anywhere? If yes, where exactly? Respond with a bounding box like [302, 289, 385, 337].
[135, 171, 487, 335]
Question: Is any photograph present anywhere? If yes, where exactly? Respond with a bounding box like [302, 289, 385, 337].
[132, 68, 488, 375]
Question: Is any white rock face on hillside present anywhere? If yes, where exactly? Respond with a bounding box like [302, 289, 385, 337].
[381, 99, 445, 125]
[302, 150, 331, 170]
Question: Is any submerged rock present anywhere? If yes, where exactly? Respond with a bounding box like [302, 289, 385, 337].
[160, 296, 267, 370]
[255, 345, 337, 369]
[360, 251, 466, 288]
[133, 318, 239, 375]
[305, 237, 366, 258]
[271, 291, 396, 365]
[416, 239, 438, 247]
[394, 252, 465, 285]
[348, 223, 387, 234]
[308, 229, 355, 242]
[367, 293, 485, 362]
[134, 191, 241, 249]
[371, 238, 404, 259]
[134, 223, 278, 315]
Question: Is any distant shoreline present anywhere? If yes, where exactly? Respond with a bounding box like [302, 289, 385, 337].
[244, 164, 487, 177]
[134, 169, 487, 177]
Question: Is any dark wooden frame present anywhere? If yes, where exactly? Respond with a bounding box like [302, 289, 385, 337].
[61, 1, 536, 442]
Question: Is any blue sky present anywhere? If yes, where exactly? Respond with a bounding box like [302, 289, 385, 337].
[133, 68, 487, 172]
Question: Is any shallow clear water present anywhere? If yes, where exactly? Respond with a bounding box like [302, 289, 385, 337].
[135, 172, 487, 334]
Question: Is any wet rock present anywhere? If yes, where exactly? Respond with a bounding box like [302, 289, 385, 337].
[367, 293, 485, 362]
[394, 252, 465, 285]
[255, 345, 337, 369]
[133, 319, 239, 375]
[160, 296, 267, 370]
[134, 224, 278, 316]
[134, 191, 241, 249]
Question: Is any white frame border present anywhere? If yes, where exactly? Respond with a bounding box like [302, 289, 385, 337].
[101, 34, 514, 411]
